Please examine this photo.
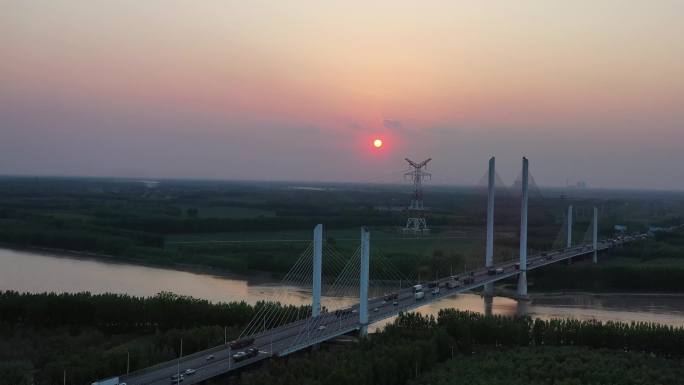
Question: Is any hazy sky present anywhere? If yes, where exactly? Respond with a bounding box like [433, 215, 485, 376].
[1, 1, 683, 189]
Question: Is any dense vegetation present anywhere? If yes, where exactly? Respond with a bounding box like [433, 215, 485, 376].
[3, 290, 684, 385]
[228, 310, 684, 385]
[410, 346, 684, 385]
[0, 291, 308, 385]
[1, 176, 681, 280]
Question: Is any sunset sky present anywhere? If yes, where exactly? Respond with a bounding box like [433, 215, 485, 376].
[1, 1, 683, 189]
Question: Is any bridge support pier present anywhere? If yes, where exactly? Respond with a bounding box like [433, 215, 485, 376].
[593, 207, 598, 263]
[566, 205, 573, 248]
[359, 227, 370, 337]
[483, 295, 493, 316]
[517, 272, 528, 299]
[484, 156, 495, 297]
[517, 157, 529, 300]
[312, 224, 323, 318]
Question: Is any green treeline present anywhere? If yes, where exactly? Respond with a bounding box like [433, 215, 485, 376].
[92, 215, 406, 235]
[231, 310, 684, 385]
[0, 291, 275, 331]
[0, 291, 308, 385]
[439, 309, 684, 355]
[410, 346, 684, 385]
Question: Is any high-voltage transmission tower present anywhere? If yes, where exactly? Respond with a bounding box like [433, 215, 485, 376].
[403, 157, 432, 234]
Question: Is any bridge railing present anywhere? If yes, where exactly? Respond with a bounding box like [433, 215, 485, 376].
[114, 234, 647, 383]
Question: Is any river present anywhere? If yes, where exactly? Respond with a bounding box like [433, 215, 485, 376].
[2, 247, 684, 330]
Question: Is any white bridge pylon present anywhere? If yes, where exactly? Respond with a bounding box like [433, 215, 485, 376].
[240, 156, 606, 350]
[238, 224, 405, 346]
[517, 157, 529, 299]
[482, 157, 602, 299]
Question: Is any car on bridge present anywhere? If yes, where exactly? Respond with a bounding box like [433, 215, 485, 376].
[184, 369, 196, 376]
[413, 285, 425, 300]
[233, 348, 259, 362]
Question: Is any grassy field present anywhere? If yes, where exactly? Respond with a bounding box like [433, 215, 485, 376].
[165, 227, 491, 280]
[178, 205, 276, 219]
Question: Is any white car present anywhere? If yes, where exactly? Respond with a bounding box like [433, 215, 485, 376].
[205, 354, 215, 361]
[317, 325, 327, 330]
[184, 369, 196, 375]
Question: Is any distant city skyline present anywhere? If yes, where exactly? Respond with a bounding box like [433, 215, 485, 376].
[1, 1, 683, 189]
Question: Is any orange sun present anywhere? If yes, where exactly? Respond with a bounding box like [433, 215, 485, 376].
[373, 138, 383, 148]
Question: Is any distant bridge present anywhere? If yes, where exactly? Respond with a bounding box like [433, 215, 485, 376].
[95, 157, 649, 385]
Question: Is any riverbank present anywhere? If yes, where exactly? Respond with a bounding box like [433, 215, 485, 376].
[0, 243, 280, 284]
[494, 281, 684, 299]
[4, 246, 684, 329]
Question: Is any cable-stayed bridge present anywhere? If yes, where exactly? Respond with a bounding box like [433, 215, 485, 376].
[95, 157, 653, 385]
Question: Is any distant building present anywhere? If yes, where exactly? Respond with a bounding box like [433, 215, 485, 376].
[374, 205, 404, 212]
[614, 225, 627, 233]
[139, 180, 159, 188]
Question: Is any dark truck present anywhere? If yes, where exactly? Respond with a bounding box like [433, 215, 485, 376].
[335, 308, 353, 318]
[383, 293, 399, 302]
[229, 337, 255, 350]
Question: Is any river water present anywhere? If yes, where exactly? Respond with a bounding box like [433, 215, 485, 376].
[2, 248, 684, 330]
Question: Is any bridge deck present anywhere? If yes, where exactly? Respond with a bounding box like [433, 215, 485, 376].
[111, 237, 640, 385]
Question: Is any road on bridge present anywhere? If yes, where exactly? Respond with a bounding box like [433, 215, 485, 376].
[110, 236, 641, 385]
